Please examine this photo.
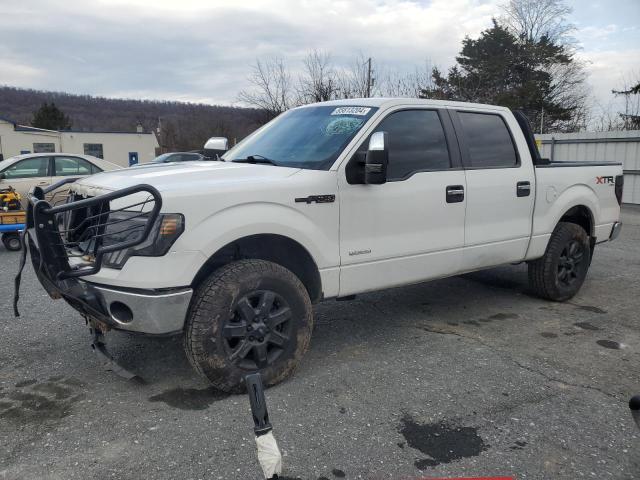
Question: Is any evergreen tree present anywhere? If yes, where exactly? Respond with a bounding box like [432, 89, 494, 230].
[31, 102, 72, 130]
[421, 20, 579, 132]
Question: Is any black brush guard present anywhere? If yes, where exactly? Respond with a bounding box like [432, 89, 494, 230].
[14, 178, 162, 322]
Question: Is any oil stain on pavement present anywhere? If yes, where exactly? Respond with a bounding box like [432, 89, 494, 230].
[574, 322, 601, 331]
[0, 377, 86, 424]
[573, 305, 607, 314]
[596, 340, 621, 350]
[148, 386, 229, 410]
[399, 414, 488, 469]
[464, 312, 519, 326]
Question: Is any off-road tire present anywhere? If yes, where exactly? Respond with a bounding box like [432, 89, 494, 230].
[184, 259, 313, 392]
[2, 233, 21, 251]
[528, 222, 591, 301]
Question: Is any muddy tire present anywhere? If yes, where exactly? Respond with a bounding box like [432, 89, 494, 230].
[528, 222, 591, 301]
[184, 259, 313, 392]
[2, 233, 21, 251]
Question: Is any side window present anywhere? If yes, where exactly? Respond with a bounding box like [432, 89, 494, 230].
[83, 143, 104, 159]
[54, 157, 93, 176]
[457, 112, 518, 168]
[373, 110, 451, 180]
[3, 157, 49, 179]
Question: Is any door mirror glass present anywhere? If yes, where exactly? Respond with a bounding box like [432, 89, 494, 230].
[365, 131, 388, 184]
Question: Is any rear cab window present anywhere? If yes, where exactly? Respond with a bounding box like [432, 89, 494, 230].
[455, 111, 518, 168]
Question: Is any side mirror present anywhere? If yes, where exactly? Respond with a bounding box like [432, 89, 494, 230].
[364, 131, 388, 185]
[0, 172, 5, 180]
[204, 137, 229, 159]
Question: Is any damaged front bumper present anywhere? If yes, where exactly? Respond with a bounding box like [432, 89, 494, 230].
[19, 179, 190, 335]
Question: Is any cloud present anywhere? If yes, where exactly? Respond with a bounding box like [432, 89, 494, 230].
[578, 48, 640, 116]
[0, 0, 502, 104]
[0, 0, 637, 125]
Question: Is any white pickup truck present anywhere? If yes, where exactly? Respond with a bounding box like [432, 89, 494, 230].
[20, 98, 623, 391]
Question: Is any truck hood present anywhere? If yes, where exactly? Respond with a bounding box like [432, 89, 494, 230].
[72, 161, 301, 196]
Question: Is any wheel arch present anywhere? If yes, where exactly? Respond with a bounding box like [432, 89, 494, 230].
[191, 233, 323, 303]
[558, 204, 595, 237]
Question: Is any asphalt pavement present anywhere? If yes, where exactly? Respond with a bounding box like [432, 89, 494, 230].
[1, 206, 639, 480]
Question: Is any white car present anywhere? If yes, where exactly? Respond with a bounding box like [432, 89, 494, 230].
[22, 98, 623, 391]
[0, 153, 120, 207]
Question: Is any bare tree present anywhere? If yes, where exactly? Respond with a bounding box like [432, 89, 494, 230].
[500, 0, 575, 44]
[297, 50, 339, 103]
[381, 61, 436, 98]
[238, 57, 294, 118]
[336, 53, 375, 99]
[612, 73, 640, 130]
[499, 0, 587, 132]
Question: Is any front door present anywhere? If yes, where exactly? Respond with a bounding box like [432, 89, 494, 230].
[449, 110, 535, 271]
[338, 108, 467, 296]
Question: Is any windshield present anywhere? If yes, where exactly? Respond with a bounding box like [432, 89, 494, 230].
[223, 105, 377, 169]
[152, 153, 174, 163]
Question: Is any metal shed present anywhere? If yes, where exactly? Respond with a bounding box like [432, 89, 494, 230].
[536, 130, 640, 204]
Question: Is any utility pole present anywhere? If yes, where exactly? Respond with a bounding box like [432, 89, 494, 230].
[365, 57, 373, 98]
[540, 106, 544, 134]
[613, 88, 632, 130]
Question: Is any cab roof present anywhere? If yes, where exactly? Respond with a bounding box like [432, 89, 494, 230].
[298, 97, 511, 113]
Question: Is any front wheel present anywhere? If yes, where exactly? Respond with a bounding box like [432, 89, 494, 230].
[184, 259, 313, 392]
[2, 233, 21, 251]
[528, 222, 591, 301]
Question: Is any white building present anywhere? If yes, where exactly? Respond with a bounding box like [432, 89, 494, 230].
[0, 116, 159, 168]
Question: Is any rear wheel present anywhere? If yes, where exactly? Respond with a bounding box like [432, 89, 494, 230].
[184, 259, 313, 392]
[528, 222, 591, 301]
[2, 233, 21, 251]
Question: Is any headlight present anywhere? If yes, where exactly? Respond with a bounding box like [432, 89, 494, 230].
[102, 212, 184, 269]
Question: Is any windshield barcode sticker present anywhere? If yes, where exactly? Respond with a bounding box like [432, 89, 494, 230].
[331, 107, 371, 116]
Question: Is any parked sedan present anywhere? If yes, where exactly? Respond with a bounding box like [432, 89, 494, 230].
[0, 153, 120, 207]
[151, 152, 207, 164]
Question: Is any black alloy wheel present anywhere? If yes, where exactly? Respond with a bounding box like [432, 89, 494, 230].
[556, 239, 585, 287]
[222, 290, 292, 370]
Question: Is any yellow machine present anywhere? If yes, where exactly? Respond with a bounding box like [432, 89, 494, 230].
[0, 186, 22, 211]
[0, 187, 25, 251]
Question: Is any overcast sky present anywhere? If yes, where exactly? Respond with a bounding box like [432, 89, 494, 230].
[0, 0, 638, 121]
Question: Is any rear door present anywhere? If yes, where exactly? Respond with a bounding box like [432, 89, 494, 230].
[450, 110, 535, 271]
[0, 156, 52, 207]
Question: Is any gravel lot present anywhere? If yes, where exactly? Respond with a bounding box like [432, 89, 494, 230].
[1, 206, 639, 480]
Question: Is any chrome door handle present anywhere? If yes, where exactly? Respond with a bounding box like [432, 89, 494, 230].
[517, 181, 531, 197]
[446, 185, 465, 203]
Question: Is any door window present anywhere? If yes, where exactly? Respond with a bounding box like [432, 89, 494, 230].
[372, 110, 451, 181]
[457, 112, 518, 168]
[54, 156, 93, 176]
[2, 157, 49, 179]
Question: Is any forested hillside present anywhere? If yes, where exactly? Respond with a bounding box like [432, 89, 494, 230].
[0, 86, 265, 151]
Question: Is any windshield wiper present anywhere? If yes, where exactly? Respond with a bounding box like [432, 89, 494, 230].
[231, 155, 279, 166]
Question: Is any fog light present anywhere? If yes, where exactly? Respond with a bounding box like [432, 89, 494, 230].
[110, 301, 133, 323]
